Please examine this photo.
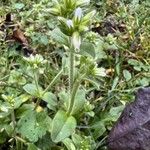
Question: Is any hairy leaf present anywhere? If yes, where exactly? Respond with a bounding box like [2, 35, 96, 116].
[27, 143, 38, 150]
[123, 69, 132, 81]
[17, 110, 52, 142]
[80, 42, 95, 58]
[42, 92, 57, 110]
[51, 110, 76, 143]
[71, 89, 86, 115]
[50, 28, 69, 46]
[13, 3, 25, 9]
[23, 84, 42, 97]
[62, 138, 76, 150]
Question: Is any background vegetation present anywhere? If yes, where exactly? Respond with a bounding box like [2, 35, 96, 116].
[0, 0, 150, 149]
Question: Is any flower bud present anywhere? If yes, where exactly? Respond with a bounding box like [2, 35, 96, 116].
[74, 7, 83, 23]
[81, 10, 96, 25]
[94, 67, 106, 77]
[72, 32, 81, 52]
[47, 8, 60, 16]
[66, 20, 74, 28]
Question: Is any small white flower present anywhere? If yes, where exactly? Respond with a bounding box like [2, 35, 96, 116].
[23, 54, 47, 65]
[75, 7, 83, 21]
[66, 20, 74, 28]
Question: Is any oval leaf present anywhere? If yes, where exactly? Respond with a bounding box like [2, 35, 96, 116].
[71, 89, 86, 115]
[62, 138, 76, 150]
[18, 110, 52, 142]
[42, 92, 57, 110]
[50, 28, 69, 46]
[23, 84, 42, 97]
[51, 110, 76, 143]
[14, 3, 25, 9]
[27, 143, 38, 150]
[123, 69, 132, 81]
[80, 42, 95, 58]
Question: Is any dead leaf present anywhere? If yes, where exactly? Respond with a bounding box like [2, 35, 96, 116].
[13, 28, 28, 45]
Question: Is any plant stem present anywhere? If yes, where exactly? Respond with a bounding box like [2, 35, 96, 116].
[34, 98, 40, 110]
[33, 71, 41, 110]
[69, 49, 75, 95]
[34, 69, 63, 110]
[67, 74, 85, 115]
[16, 140, 20, 150]
[11, 107, 20, 149]
[67, 78, 80, 115]
[11, 108, 16, 137]
[67, 46, 76, 115]
[33, 70, 39, 92]
[42, 68, 63, 95]
[15, 136, 27, 144]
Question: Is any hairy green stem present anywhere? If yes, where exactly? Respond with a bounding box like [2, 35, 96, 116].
[34, 69, 63, 110]
[69, 50, 75, 96]
[67, 78, 80, 115]
[11, 108, 16, 137]
[67, 74, 85, 115]
[67, 46, 76, 115]
[43, 68, 63, 95]
[33, 70, 39, 92]
[11, 107, 20, 149]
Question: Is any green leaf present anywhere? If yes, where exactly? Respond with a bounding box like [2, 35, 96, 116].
[81, 10, 96, 27]
[14, 94, 31, 109]
[36, 133, 53, 150]
[42, 92, 57, 110]
[47, 8, 60, 16]
[18, 110, 52, 142]
[14, 3, 25, 9]
[0, 103, 11, 118]
[123, 70, 132, 81]
[40, 35, 49, 45]
[91, 121, 106, 139]
[15, 104, 35, 119]
[58, 90, 69, 110]
[128, 59, 139, 65]
[71, 89, 86, 115]
[50, 28, 69, 46]
[27, 143, 38, 150]
[108, 105, 125, 122]
[83, 77, 100, 90]
[8, 70, 26, 85]
[95, 40, 107, 60]
[111, 76, 119, 91]
[0, 132, 7, 144]
[23, 84, 42, 97]
[62, 138, 76, 150]
[137, 77, 150, 86]
[76, 0, 90, 6]
[72, 134, 83, 148]
[4, 124, 14, 136]
[80, 42, 95, 58]
[51, 110, 76, 143]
